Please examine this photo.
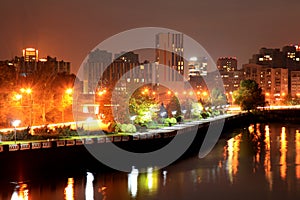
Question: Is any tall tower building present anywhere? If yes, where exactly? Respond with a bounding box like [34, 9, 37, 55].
[155, 33, 186, 82]
[22, 48, 38, 62]
[83, 49, 112, 94]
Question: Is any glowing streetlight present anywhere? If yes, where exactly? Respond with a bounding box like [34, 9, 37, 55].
[62, 88, 73, 122]
[14, 94, 22, 101]
[12, 120, 21, 143]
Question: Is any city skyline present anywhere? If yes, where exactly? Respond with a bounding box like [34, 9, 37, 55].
[0, 0, 299, 74]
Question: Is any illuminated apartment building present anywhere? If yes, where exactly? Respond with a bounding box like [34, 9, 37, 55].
[242, 64, 288, 104]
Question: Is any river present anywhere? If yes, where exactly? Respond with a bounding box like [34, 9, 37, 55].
[1, 123, 300, 200]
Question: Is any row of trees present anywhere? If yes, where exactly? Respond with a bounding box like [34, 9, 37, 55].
[0, 63, 77, 127]
[96, 84, 229, 130]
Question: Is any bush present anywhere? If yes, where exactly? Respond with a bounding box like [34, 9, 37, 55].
[114, 123, 137, 133]
[201, 112, 209, 119]
[164, 117, 177, 126]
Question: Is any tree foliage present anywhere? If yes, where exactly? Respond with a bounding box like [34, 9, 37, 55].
[210, 88, 227, 106]
[166, 95, 182, 118]
[234, 79, 265, 111]
[129, 88, 158, 126]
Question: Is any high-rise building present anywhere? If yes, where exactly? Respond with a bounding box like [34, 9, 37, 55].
[83, 49, 112, 94]
[188, 56, 208, 78]
[8, 48, 70, 77]
[249, 47, 284, 68]
[243, 63, 288, 104]
[247, 45, 300, 97]
[290, 71, 300, 97]
[22, 47, 38, 62]
[155, 33, 186, 82]
[217, 57, 237, 72]
[215, 57, 242, 103]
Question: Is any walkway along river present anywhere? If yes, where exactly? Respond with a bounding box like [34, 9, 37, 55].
[0, 113, 251, 177]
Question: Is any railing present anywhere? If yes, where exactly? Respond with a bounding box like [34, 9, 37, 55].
[0, 113, 247, 153]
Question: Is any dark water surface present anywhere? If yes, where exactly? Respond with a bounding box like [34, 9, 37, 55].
[1, 123, 300, 200]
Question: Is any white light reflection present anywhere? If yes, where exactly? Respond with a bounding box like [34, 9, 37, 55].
[163, 170, 167, 186]
[128, 166, 139, 197]
[64, 178, 74, 200]
[85, 172, 94, 200]
[11, 189, 19, 200]
[11, 184, 29, 200]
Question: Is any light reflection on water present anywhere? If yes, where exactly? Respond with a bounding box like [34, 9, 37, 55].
[5, 123, 300, 199]
[10, 183, 29, 200]
[64, 178, 74, 200]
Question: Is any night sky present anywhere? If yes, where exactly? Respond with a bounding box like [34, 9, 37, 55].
[0, 0, 299, 73]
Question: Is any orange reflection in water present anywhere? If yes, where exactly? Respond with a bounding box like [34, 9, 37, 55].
[11, 184, 29, 200]
[296, 130, 300, 179]
[264, 125, 273, 191]
[280, 127, 287, 180]
[64, 178, 74, 200]
[225, 134, 241, 183]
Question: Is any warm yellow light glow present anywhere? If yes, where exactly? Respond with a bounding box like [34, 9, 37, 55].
[66, 88, 73, 95]
[174, 92, 178, 96]
[167, 91, 171, 95]
[64, 178, 74, 200]
[183, 91, 187, 95]
[144, 88, 149, 93]
[39, 58, 47, 62]
[11, 184, 29, 200]
[197, 91, 201, 95]
[296, 130, 300, 179]
[280, 127, 287, 180]
[265, 92, 270, 96]
[202, 91, 208, 96]
[152, 91, 156, 95]
[20, 88, 32, 94]
[264, 125, 272, 191]
[14, 94, 22, 100]
[226, 134, 241, 183]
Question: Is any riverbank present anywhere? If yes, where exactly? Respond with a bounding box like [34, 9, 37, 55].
[0, 113, 252, 179]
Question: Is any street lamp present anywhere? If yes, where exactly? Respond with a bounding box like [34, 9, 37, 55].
[12, 120, 21, 144]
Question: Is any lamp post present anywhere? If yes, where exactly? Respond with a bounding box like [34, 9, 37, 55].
[12, 120, 21, 144]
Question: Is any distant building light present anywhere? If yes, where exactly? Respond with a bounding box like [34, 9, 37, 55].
[39, 58, 47, 62]
[189, 57, 197, 61]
